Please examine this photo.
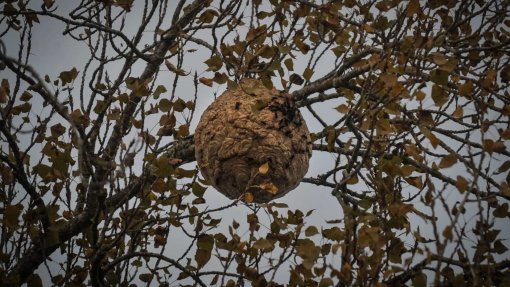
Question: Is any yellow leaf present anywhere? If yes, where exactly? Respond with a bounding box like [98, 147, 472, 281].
[259, 162, 269, 174]
[260, 182, 278, 194]
[244, 192, 254, 203]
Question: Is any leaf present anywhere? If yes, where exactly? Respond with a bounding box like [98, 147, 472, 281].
[442, 226, 453, 241]
[159, 98, 172, 112]
[50, 123, 66, 138]
[253, 238, 273, 250]
[494, 240, 508, 254]
[305, 226, 319, 237]
[192, 182, 207, 198]
[406, 0, 420, 16]
[244, 192, 254, 203]
[27, 274, 43, 287]
[198, 9, 219, 23]
[284, 58, 294, 71]
[251, 99, 268, 113]
[4, 204, 23, 228]
[289, 73, 304, 85]
[259, 162, 269, 174]
[199, 77, 213, 87]
[496, 161, 510, 174]
[319, 278, 334, 287]
[153, 85, 167, 99]
[139, 273, 153, 283]
[439, 154, 457, 169]
[335, 104, 349, 114]
[456, 176, 469, 193]
[431, 84, 448, 106]
[0, 85, 7, 103]
[204, 55, 223, 71]
[59, 67, 79, 85]
[432, 53, 449, 66]
[430, 69, 448, 86]
[412, 273, 427, 287]
[493, 203, 508, 218]
[459, 80, 473, 97]
[322, 227, 344, 241]
[259, 182, 278, 194]
[43, 0, 54, 9]
[20, 91, 32, 101]
[303, 68, 314, 81]
[125, 77, 149, 97]
[165, 60, 188, 76]
[452, 106, 463, 118]
[415, 90, 426, 101]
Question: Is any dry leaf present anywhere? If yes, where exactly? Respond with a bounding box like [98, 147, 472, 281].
[244, 192, 254, 203]
[259, 162, 269, 174]
[259, 182, 278, 194]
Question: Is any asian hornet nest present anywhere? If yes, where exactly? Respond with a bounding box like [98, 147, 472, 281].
[194, 78, 312, 203]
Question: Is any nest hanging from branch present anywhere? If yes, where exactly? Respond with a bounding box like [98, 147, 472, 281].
[194, 78, 312, 203]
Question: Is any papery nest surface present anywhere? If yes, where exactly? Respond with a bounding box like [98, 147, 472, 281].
[194, 78, 312, 203]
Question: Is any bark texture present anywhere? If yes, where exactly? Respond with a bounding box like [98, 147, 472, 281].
[195, 78, 312, 203]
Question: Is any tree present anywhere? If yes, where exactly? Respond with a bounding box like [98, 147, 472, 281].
[0, 0, 509, 286]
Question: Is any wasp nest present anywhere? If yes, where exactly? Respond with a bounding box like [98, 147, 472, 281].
[195, 78, 312, 203]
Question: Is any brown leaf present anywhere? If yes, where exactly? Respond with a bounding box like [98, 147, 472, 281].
[431, 84, 448, 106]
[439, 154, 457, 169]
[199, 77, 213, 87]
[456, 176, 469, 193]
[406, 0, 420, 16]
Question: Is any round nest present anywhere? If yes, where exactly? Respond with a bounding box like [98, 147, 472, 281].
[194, 78, 312, 203]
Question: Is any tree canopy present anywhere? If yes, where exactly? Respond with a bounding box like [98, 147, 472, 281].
[0, 0, 509, 286]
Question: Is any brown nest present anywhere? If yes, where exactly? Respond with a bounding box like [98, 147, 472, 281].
[194, 78, 312, 203]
